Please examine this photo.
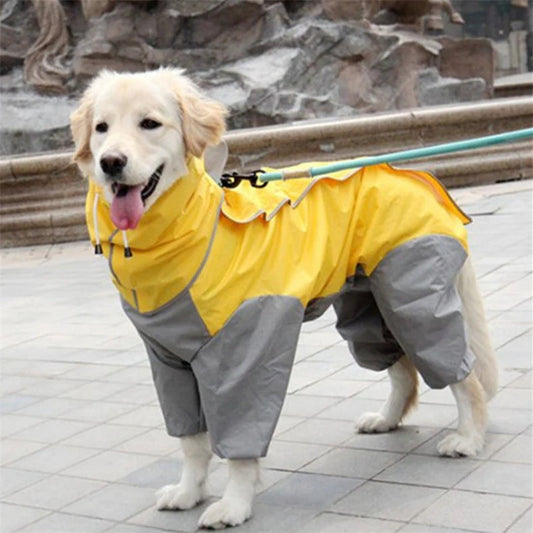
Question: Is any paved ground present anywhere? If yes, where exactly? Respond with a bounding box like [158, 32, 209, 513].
[1, 181, 531, 533]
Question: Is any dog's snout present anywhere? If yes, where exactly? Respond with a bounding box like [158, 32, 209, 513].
[100, 152, 128, 177]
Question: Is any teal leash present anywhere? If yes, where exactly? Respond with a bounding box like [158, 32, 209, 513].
[258, 127, 533, 183]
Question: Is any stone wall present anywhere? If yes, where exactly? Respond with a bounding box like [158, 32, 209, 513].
[0, 0, 499, 155]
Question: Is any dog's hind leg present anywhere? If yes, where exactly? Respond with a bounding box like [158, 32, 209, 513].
[198, 458, 259, 529]
[156, 432, 212, 510]
[357, 355, 418, 433]
[437, 370, 487, 457]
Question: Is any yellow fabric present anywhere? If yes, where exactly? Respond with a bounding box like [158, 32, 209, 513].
[86, 157, 222, 312]
[87, 157, 469, 334]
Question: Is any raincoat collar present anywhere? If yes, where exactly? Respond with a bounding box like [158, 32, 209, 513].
[86, 156, 224, 312]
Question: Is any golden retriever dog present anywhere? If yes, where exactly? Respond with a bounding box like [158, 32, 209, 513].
[70, 68, 498, 530]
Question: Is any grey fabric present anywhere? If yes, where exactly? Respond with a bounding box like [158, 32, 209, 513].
[334, 270, 404, 371]
[146, 344, 207, 437]
[122, 290, 211, 365]
[191, 296, 304, 459]
[304, 294, 338, 322]
[369, 235, 475, 389]
[123, 290, 211, 440]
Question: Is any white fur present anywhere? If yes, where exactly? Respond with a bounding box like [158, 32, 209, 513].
[71, 69, 498, 529]
[70, 68, 226, 212]
[357, 355, 418, 432]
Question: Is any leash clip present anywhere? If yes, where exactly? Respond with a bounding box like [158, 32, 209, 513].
[220, 169, 267, 189]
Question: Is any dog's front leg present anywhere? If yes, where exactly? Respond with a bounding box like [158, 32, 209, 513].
[198, 458, 259, 530]
[156, 432, 212, 510]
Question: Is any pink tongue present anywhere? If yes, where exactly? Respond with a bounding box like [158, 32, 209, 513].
[110, 184, 144, 230]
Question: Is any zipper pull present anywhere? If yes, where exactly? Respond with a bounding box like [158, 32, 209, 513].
[122, 230, 133, 258]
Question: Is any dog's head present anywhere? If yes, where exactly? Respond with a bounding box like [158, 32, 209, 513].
[70, 68, 227, 229]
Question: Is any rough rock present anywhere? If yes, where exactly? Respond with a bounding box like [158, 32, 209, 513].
[0, 0, 499, 155]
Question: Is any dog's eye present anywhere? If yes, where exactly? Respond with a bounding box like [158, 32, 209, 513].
[140, 118, 161, 130]
[95, 122, 108, 133]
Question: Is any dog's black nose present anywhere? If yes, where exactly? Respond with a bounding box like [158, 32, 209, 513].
[100, 152, 128, 177]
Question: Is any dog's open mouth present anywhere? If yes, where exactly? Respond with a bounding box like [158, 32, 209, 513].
[110, 164, 164, 230]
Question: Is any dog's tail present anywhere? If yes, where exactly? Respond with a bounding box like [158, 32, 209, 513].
[457, 257, 499, 400]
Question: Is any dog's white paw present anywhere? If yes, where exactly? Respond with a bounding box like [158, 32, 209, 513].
[437, 432, 483, 457]
[356, 412, 398, 433]
[198, 497, 252, 530]
[156, 483, 206, 510]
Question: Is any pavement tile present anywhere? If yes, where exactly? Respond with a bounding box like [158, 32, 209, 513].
[109, 405, 165, 428]
[10, 418, 93, 444]
[15, 511, 114, 533]
[276, 418, 356, 446]
[329, 364, 387, 382]
[17, 377, 83, 397]
[492, 434, 532, 463]
[301, 447, 403, 479]
[412, 490, 531, 533]
[62, 423, 147, 450]
[14, 397, 88, 418]
[292, 512, 402, 533]
[6, 443, 100, 474]
[343, 425, 439, 453]
[0, 468, 47, 498]
[106, 525, 183, 533]
[262, 440, 330, 471]
[257, 472, 363, 509]
[487, 406, 533, 434]
[297, 378, 370, 397]
[62, 450, 160, 482]
[374, 454, 481, 488]
[280, 393, 340, 418]
[119, 458, 182, 488]
[509, 370, 532, 388]
[128, 502, 208, 532]
[399, 403, 458, 429]
[0, 502, 50, 533]
[58, 380, 131, 401]
[58, 399, 138, 424]
[101, 367, 155, 385]
[315, 396, 385, 421]
[221, 503, 316, 533]
[331, 480, 445, 521]
[456, 461, 532, 497]
[507, 507, 533, 533]
[0, 376, 39, 395]
[63, 483, 154, 521]
[397, 525, 483, 533]
[491, 387, 532, 409]
[0, 439, 47, 465]
[4, 474, 107, 510]
[103, 383, 159, 405]
[273, 415, 306, 436]
[0, 394, 42, 413]
[115, 428, 181, 456]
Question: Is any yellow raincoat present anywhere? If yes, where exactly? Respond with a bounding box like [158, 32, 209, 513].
[87, 156, 473, 458]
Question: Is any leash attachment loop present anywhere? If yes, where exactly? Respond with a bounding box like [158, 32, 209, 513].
[220, 169, 267, 189]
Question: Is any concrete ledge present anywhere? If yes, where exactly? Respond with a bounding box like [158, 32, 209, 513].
[1, 97, 532, 248]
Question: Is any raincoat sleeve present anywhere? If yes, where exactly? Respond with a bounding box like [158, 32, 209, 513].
[190, 296, 304, 459]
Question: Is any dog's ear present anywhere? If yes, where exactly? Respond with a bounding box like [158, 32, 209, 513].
[70, 89, 94, 168]
[171, 74, 227, 158]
